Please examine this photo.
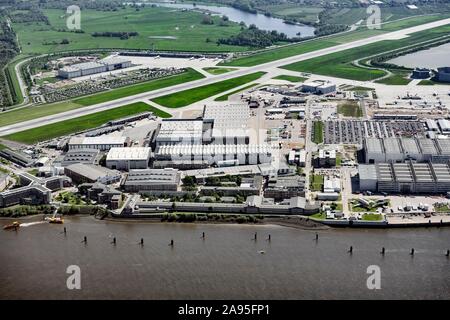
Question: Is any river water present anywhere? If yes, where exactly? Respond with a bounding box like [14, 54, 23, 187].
[148, 2, 316, 38]
[387, 42, 450, 69]
[0, 216, 449, 299]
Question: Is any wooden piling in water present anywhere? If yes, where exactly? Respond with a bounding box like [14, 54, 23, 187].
[381, 247, 385, 255]
[446, 249, 449, 257]
[63, 227, 66, 234]
[140, 238, 144, 246]
[267, 234, 271, 241]
[410, 248, 415, 255]
[253, 232, 257, 241]
[82, 236, 87, 243]
[202, 232, 205, 239]
[315, 233, 318, 241]
[348, 246, 353, 254]
[112, 237, 116, 245]
[169, 239, 174, 246]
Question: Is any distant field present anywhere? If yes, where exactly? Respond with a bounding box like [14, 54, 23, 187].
[214, 83, 259, 101]
[281, 24, 450, 81]
[203, 67, 237, 75]
[0, 69, 203, 128]
[272, 75, 307, 83]
[2, 102, 155, 144]
[221, 14, 449, 67]
[153, 72, 266, 108]
[12, 7, 247, 54]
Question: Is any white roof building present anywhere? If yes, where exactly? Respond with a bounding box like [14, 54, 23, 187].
[106, 147, 151, 171]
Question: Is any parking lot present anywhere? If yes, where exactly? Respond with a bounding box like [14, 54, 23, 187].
[324, 120, 427, 144]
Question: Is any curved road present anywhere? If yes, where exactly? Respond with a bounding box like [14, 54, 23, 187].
[1, 17, 449, 137]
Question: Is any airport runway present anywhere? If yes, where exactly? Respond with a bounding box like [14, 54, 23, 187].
[1, 18, 449, 137]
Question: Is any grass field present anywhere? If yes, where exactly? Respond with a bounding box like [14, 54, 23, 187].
[281, 24, 450, 81]
[418, 80, 436, 85]
[374, 74, 412, 85]
[0, 69, 202, 128]
[12, 7, 247, 54]
[214, 83, 259, 101]
[2, 102, 156, 144]
[221, 14, 450, 67]
[272, 75, 307, 83]
[313, 121, 324, 144]
[147, 105, 172, 118]
[203, 67, 237, 75]
[337, 102, 362, 117]
[310, 174, 324, 192]
[361, 213, 383, 221]
[153, 72, 266, 107]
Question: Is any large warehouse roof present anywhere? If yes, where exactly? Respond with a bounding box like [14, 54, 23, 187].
[157, 120, 203, 141]
[123, 168, 180, 186]
[106, 147, 151, 161]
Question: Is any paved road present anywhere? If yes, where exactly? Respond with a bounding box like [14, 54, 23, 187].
[1, 17, 449, 137]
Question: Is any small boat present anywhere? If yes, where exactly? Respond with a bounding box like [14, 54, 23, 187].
[47, 217, 64, 224]
[3, 221, 20, 230]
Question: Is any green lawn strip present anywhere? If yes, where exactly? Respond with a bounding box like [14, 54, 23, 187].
[310, 212, 326, 220]
[313, 121, 324, 144]
[361, 213, 383, 221]
[214, 83, 259, 101]
[203, 67, 237, 75]
[74, 68, 204, 106]
[0, 69, 202, 128]
[337, 102, 362, 117]
[345, 86, 375, 91]
[374, 74, 412, 85]
[147, 105, 172, 118]
[418, 80, 436, 85]
[272, 75, 307, 82]
[153, 72, 266, 108]
[2, 102, 154, 144]
[310, 174, 324, 192]
[4, 56, 29, 105]
[281, 24, 450, 81]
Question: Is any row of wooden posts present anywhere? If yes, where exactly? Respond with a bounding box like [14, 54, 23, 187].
[63, 228, 449, 256]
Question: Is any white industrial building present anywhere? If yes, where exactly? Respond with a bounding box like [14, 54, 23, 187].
[437, 119, 450, 134]
[155, 144, 273, 166]
[68, 136, 129, 151]
[203, 104, 250, 144]
[301, 80, 336, 95]
[121, 168, 181, 192]
[106, 147, 151, 171]
[154, 104, 251, 147]
[359, 161, 450, 194]
[58, 57, 132, 79]
[155, 120, 204, 147]
[364, 137, 450, 163]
